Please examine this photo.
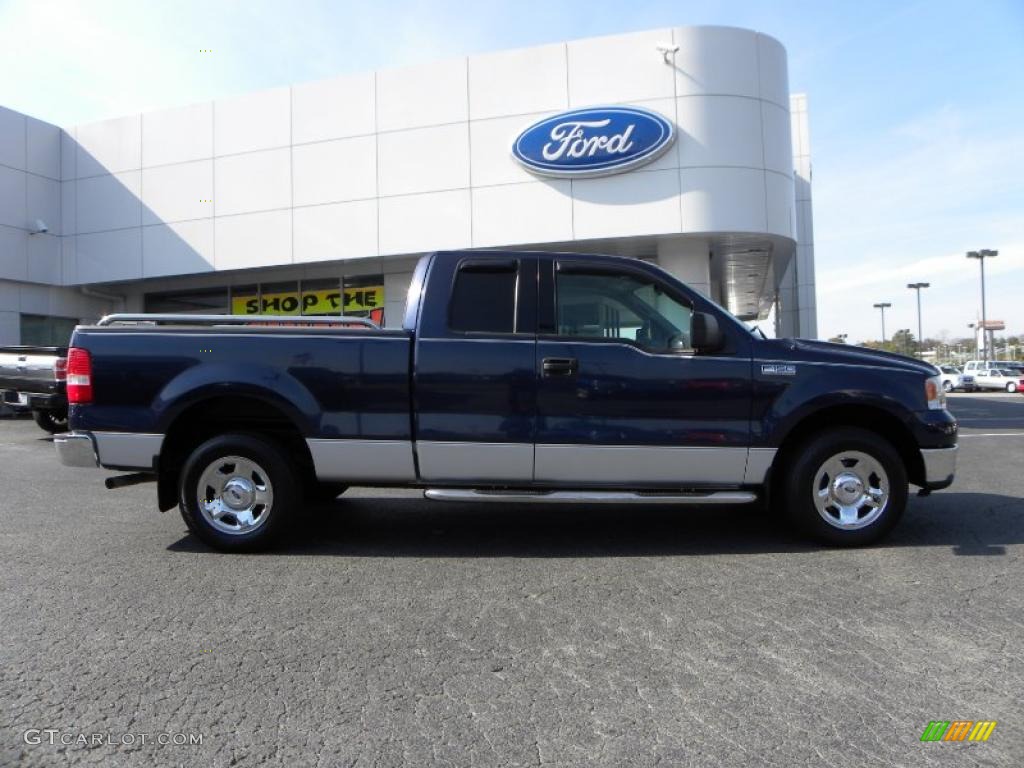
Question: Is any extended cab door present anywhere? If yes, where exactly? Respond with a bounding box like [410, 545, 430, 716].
[534, 258, 752, 487]
[412, 255, 538, 483]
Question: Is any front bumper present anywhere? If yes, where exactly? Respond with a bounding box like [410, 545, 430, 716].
[54, 432, 99, 468]
[920, 445, 957, 491]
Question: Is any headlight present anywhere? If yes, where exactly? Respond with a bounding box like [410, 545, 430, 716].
[925, 375, 946, 410]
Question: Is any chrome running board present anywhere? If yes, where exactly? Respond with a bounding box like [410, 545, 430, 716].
[423, 489, 757, 505]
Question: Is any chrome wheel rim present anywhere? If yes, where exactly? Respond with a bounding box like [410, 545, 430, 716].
[197, 455, 274, 535]
[812, 450, 889, 530]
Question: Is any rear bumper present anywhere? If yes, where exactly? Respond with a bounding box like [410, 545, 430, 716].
[920, 445, 957, 491]
[1, 389, 65, 410]
[54, 432, 99, 468]
[54, 430, 163, 470]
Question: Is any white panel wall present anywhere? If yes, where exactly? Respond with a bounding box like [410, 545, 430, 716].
[0, 107, 27, 170]
[468, 43, 568, 120]
[214, 87, 290, 156]
[76, 115, 141, 177]
[293, 136, 376, 206]
[291, 72, 375, 143]
[214, 148, 291, 216]
[293, 200, 377, 263]
[141, 160, 213, 225]
[143, 219, 214, 278]
[0, 108, 112, 343]
[142, 103, 213, 167]
[1, 23, 803, 340]
[376, 58, 468, 131]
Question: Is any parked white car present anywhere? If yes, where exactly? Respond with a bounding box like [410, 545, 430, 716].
[972, 367, 1024, 392]
[938, 365, 962, 393]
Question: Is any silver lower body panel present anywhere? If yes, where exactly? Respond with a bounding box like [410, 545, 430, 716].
[417, 441, 533, 482]
[921, 445, 957, 485]
[534, 444, 750, 485]
[54, 432, 99, 468]
[307, 438, 416, 482]
[93, 432, 163, 469]
[55, 431, 162, 470]
[424, 488, 757, 504]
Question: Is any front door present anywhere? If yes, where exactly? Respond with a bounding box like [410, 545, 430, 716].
[413, 256, 538, 483]
[534, 258, 752, 487]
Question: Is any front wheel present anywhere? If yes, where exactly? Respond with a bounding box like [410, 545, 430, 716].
[1007, 382, 1018, 393]
[179, 434, 299, 552]
[781, 427, 908, 546]
[942, 380, 953, 393]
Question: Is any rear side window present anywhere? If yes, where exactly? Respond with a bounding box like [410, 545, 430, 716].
[449, 263, 518, 334]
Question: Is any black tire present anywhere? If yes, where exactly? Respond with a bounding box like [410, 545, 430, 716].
[1007, 382, 1017, 393]
[32, 408, 68, 433]
[942, 380, 953, 393]
[178, 433, 299, 552]
[781, 427, 908, 546]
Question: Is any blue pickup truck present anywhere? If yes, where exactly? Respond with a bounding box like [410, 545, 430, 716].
[55, 250, 958, 551]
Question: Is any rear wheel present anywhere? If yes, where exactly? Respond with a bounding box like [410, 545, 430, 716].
[781, 427, 907, 546]
[1007, 382, 1018, 393]
[32, 408, 68, 433]
[179, 433, 299, 552]
[942, 380, 953, 393]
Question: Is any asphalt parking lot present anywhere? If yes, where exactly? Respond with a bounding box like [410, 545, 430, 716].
[2, 393, 1023, 767]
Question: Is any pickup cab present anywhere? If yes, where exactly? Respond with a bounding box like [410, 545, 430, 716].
[0, 345, 69, 432]
[55, 250, 958, 552]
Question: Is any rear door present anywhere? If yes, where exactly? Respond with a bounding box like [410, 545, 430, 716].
[413, 256, 538, 483]
[534, 258, 752, 488]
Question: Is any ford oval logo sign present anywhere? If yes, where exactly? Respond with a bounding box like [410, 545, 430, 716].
[512, 106, 675, 178]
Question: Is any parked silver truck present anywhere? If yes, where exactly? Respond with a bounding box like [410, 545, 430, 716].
[0, 346, 69, 432]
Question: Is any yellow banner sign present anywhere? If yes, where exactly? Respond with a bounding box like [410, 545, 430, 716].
[231, 286, 384, 316]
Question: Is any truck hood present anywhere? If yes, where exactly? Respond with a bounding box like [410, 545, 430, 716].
[758, 338, 938, 376]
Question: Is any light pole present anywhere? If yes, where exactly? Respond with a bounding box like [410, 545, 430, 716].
[966, 249, 997, 361]
[907, 282, 929, 358]
[873, 302, 892, 344]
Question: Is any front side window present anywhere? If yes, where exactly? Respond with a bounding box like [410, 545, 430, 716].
[449, 263, 518, 334]
[555, 270, 693, 353]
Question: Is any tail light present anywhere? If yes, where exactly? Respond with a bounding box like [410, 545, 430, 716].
[66, 347, 93, 404]
[54, 356, 67, 381]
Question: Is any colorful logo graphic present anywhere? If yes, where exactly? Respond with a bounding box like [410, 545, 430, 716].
[920, 720, 997, 742]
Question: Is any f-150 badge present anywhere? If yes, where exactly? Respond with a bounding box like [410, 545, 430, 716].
[761, 363, 797, 376]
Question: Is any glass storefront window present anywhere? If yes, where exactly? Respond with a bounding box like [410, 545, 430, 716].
[147, 276, 387, 324]
[229, 284, 260, 315]
[254, 281, 301, 316]
[19, 314, 79, 347]
[300, 278, 343, 316]
[144, 287, 229, 314]
[343, 275, 386, 325]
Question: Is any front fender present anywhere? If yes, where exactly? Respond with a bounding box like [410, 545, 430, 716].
[756, 364, 924, 447]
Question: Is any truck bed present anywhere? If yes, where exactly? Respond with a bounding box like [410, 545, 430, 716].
[68, 325, 412, 441]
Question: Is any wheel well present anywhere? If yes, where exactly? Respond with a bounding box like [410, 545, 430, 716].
[772, 405, 925, 489]
[157, 396, 314, 511]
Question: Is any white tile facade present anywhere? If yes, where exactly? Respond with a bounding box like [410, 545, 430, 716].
[0, 25, 815, 343]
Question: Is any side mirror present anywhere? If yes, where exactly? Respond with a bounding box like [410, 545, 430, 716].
[691, 312, 724, 352]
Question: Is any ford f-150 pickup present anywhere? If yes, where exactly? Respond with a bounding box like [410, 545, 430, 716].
[54, 250, 958, 552]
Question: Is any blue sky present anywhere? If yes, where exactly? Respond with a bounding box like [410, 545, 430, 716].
[1, 0, 1021, 343]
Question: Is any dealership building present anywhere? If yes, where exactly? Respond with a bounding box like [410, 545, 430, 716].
[0, 25, 816, 346]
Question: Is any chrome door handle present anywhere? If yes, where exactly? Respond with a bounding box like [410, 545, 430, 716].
[542, 357, 578, 377]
